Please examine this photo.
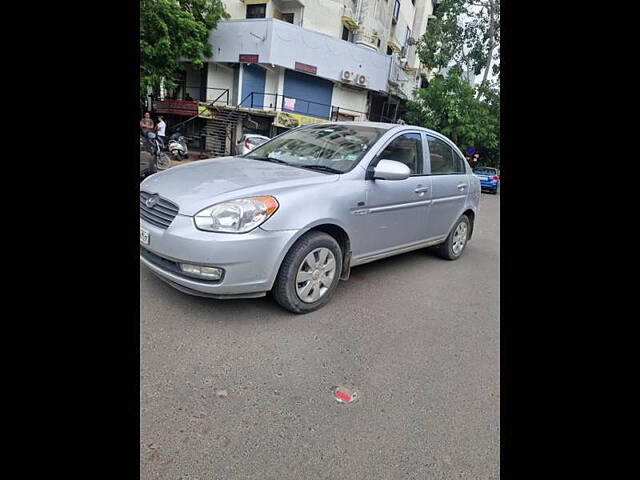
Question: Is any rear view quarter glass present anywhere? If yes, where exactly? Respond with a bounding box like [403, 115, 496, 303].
[427, 136, 464, 174]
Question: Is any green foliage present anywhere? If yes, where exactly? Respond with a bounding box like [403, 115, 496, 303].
[140, 0, 228, 106]
[419, 0, 500, 89]
[406, 68, 500, 167]
[411, 0, 500, 167]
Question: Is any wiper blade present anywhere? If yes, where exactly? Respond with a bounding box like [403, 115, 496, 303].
[298, 164, 343, 174]
[246, 156, 289, 165]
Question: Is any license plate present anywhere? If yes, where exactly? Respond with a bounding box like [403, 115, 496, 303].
[140, 228, 150, 245]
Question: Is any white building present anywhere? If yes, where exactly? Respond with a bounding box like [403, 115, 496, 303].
[153, 0, 437, 155]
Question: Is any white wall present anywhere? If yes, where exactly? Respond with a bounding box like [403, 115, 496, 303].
[221, 0, 247, 19]
[331, 84, 368, 116]
[222, 0, 306, 26]
[207, 63, 235, 104]
[263, 66, 283, 108]
[300, 0, 344, 38]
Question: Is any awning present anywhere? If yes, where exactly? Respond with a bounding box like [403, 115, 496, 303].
[387, 40, 401, 52]
[341, 15, 359, 31]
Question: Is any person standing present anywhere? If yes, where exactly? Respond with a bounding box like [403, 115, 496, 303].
[156, 115, 166, 147]
[140, 112, 155, 137]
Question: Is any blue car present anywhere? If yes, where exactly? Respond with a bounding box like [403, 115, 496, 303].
[473, 167, 500, 194]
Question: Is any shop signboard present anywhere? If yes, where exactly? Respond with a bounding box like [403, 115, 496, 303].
[294, 62, 317, 75]
[273, 111, 329, 129]
[152, 100, 198, 116]
[153, 100, 222, 120]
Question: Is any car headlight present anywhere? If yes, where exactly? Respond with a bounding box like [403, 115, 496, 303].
[194, 196, 279, 233]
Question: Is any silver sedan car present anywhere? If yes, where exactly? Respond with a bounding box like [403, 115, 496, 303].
[140, 122, 481, 313]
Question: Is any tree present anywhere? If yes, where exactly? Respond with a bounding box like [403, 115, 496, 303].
[405, 68, 499, 167]
[140, 0, 228, 106]
[408, 0, 500, 166]
[418, 0, 499, 97]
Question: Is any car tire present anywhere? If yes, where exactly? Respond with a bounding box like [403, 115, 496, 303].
[272, 231, 343, 314]
[434, 214, 471, 261]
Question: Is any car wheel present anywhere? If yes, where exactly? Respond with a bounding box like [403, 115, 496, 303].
[272, 231, 342, 314]
[434, 215, 471, 261]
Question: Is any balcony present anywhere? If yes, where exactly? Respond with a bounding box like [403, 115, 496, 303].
[341, 0, 359, 30]
[388, 57, 419, 100]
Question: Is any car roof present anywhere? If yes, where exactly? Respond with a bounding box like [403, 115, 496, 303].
[327, 121, 456, 139]
[304, 122, 465, 158]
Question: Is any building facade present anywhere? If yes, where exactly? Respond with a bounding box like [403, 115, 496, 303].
[152, 0, 437, 155]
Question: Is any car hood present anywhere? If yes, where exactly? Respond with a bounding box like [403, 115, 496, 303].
[140, 156, 336, 216]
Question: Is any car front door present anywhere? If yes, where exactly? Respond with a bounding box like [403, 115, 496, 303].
[360, 131, 432, 255]
[424, 134, 470, 239]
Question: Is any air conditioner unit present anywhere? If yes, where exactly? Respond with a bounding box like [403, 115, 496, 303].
[341, 70, 353, 82]
[356, 75, 368, 87]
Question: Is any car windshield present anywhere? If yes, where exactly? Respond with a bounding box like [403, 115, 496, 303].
[245, 124, 387, 173]
[474, 168, 496, 174]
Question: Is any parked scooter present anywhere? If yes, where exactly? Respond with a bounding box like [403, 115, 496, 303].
[167, 130, 189, 161]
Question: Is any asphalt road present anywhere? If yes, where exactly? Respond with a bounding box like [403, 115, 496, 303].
[140, 192, 500, 479]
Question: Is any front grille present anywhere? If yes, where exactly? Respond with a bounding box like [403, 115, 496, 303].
[140, 191, 179, 229]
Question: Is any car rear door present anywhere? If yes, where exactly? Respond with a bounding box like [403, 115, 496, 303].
[361, 131, 432, 255]
[424, 134, 470, 240]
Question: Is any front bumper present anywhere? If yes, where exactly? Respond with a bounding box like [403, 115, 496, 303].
[140, 214, 298, 296]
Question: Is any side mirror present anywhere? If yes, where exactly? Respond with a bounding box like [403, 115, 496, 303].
[372, 159, 411, 181]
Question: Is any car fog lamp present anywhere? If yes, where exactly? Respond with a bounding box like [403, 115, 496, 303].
[179, 264, 223, 280]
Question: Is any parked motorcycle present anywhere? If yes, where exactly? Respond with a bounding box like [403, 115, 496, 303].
[167, 130, 189, 161]
[140, 132, 171, 182]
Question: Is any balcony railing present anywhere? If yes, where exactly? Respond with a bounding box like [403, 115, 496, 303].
[152, 87, 369, 123]
[238, 91, 368, 122]
[160, 86, 230, 104]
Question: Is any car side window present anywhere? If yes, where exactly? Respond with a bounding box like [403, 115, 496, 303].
[378, 133, 423, 174]
[427, 135, 464, 175]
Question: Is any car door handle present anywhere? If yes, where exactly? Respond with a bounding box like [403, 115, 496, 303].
[414, 187, 429, 193]
[457, 184, 467, 190]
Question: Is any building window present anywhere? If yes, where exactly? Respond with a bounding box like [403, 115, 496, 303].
[405, 27, 411, 46]
[387, 46, 393, 55]
[282, 13, 294, 24]
[246, 3, 266, 19]
[392, 0, 400, 22]
[342, 26, 350, 41]
[377, 38, 381, 48]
